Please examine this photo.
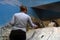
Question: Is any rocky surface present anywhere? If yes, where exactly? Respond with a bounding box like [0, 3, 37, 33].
[0, 27, 12, 40]
[26, 27, 60, 40]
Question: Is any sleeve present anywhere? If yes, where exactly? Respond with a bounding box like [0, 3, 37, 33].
[9, 14, 16, 26]
[28, 16, 37, 28]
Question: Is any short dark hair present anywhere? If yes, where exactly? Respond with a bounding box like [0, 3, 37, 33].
[51, 20, 59, 27]
[20, 6, 27, 11]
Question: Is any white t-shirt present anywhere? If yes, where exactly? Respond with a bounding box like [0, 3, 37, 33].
[10, 12, 36, 32]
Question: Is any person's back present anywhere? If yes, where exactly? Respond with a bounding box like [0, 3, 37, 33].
[12, 12, 30, 32]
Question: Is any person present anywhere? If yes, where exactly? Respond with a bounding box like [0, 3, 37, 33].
[5, 6, 37, 40]
[48, 20, 59, 27]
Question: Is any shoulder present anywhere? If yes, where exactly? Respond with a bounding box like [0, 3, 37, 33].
[23, 13, 30, 18]
[13, 13, 22, 16]
[14, 13, 20, 15]
[25, 14, 30, 17]
[26, 14, 31, 18]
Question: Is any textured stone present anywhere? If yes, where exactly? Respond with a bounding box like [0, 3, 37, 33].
[27, 27, 60, 40]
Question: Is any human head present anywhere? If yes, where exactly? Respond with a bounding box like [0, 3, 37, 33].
[51, 20, 56, 22]
[51, 20, 55, 22]
[20, 6, 27, 13]
[50, 20, 59, 27]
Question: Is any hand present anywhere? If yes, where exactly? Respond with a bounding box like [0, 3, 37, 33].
[34, 25, 38, 29]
